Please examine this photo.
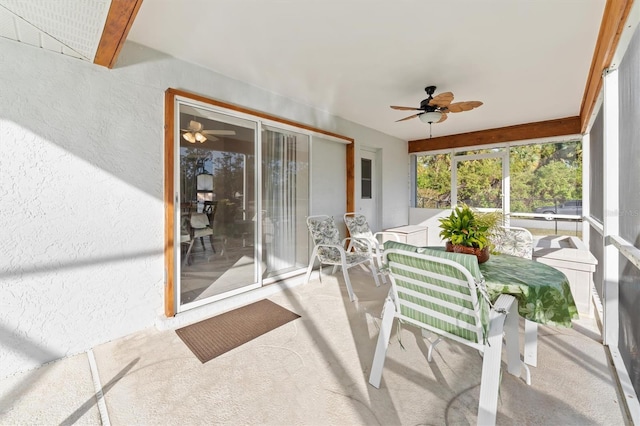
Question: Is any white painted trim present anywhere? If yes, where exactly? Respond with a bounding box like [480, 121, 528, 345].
[593, 290, 640, 424]
[584, 215, 604, 235]
[451, 154, 458, 206]
[602, 68, 620, 347]
[410, 154, 417, 208]
[179, 283, 263, 312]
[609, 347, 640, 424]
[451, 150, 508, 211]
[255, 121, 263, 284]
[606, 235, 640, 271]
[581, 132, 591, 248]
[156, 273, 306, 330]
[585, 90, 604, 135]
[609, 1, 640, 71]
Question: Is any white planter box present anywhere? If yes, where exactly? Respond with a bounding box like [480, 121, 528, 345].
[383, 225, 428, 247]
[533, 236, 598, 318]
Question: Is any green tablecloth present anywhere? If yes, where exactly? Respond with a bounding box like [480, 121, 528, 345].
[480, 253, 579, 327]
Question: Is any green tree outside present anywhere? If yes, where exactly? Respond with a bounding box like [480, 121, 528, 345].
[416, 141, 582, 212]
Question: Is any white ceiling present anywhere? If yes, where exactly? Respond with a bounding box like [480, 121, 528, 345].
[1, 0, 607, 141]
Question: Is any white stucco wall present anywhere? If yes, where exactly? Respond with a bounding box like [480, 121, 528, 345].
[311, 137, 347, 231]
[0, 39, 409, 377]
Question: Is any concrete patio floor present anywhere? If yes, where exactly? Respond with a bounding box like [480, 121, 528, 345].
[0, 267, 632, 425]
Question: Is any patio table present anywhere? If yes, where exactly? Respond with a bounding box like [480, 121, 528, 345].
[481, 253, 579, 368]
[479, 253, 579, 328]
[421, 247, 579, 368]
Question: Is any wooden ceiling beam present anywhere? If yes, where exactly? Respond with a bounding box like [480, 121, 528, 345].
[580, 0, 634, 132]
[94, 0, 144, 68]
[408, 116, 581, 153]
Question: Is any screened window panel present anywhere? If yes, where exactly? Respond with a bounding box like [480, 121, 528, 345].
[616, 22, 640, 401]
[618, 23, 640, 246]
[589, 231, 604, 299]
[589, 106, 604, 222]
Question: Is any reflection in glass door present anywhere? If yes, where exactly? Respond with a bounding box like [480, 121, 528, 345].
[177, 103, 258, 309]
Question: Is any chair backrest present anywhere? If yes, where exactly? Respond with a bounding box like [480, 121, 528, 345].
[306, 215, 342, 263]
[383, 240, 485, 282]
[492, 225, 534, 259]
[344, 213, 375, 240]
[190, 212, 210, 229]
[180, 213, 192, 242]
[344, 212, 377, 252]
[384, 248, 488, 347]
[203, 200, 218, 219]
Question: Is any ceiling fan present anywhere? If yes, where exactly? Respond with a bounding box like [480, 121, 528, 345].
[181, 120, 236, 143]
[391, 86, 483, 135]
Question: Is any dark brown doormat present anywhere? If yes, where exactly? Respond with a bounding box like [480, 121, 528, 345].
[175, 299, 300, 363]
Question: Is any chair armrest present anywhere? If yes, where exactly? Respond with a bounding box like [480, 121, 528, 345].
[343, 237, 374, 253]
[342, 237, 375, 253]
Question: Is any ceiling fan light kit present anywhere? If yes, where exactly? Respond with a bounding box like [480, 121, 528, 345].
[181, 119, 237, 144]
[419, 111, 443, 124]
[183, 131, 207, 143]
[182, 132, 197, 143]
[390, 85, 483, 137]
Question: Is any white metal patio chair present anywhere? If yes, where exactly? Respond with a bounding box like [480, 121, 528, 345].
[492, 225, 539, 367]
[343, 212, 399, 284]
[369, 248, 526, 426]
[304, 215, 381, 301]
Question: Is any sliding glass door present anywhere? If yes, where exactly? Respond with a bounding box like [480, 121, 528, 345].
[174, 100, 311, 312]
[261, 126, 309, 280]
[177, 103, 259, 309]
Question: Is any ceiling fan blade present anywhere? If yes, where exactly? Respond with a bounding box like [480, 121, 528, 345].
[437, 113, 448, 123]
[429, 92, 454, 107]
[446, 100, 483, 113]
[396, 113, 420, 122]
[189, 120, 203, 131]
[202, 130, 236, 136]
[390, 105, 421, 111]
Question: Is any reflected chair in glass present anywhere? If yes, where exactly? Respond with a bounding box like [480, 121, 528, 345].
[369, 249, 526, 425]
[180, 213, 195, 266]
[492, 225, 538, 367]
[343, 212, 399, 284]
[304, 215, 380, 302]
[188, 211, 229, 262]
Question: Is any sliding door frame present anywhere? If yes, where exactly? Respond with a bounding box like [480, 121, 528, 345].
[164, 88, 354, 317]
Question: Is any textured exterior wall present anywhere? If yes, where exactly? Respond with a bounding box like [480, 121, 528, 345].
[0, 40, 165, 378]
[0, 39, 409, 377]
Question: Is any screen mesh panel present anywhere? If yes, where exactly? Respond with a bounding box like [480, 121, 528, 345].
[616, 22, 640, 398]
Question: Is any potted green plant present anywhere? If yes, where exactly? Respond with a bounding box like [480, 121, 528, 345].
[438, 204, 502, 263]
